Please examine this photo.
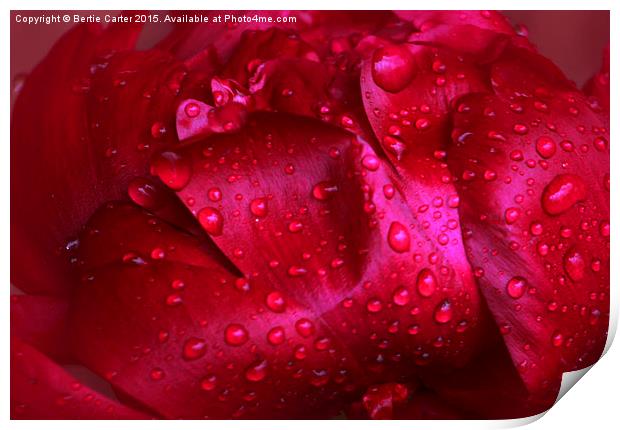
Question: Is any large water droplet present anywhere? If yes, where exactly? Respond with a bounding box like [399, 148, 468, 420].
[267, 326, 285, 345]
[541, 174, 587, 215]
[392, 286, 410, 306]
[504, 207, 521, 224]
[198, 207, 224, 236]
[387, 221, 410, 253]
[182, 337, 207, 360]
[295, 318, 315, 338]
[433, 300, 453, 324]
[366, 298, 383, 313]
[506, 276, 527, 299]
[536, 136, 556, 159]
[416, 268, 437, 297]
[312, 181, 339, 201]
[564, 248, 586, 281]
[152, 151, 192, 190]
[371, 45, 416, 93]
[225, 324, 249, 346]
[265, 291, 286, 312]
[127, 177, 164, 210]
[362, 154, 380, 171]
[250, 197, 268, 217]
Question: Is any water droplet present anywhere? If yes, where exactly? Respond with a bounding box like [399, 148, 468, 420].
[250, 198, 268, 217]
[314, 337, 330, 351]
[128, 178, 164, 210]
[392, 286, 410, 306]
[284, 163, 295, 175]
[288, 221, 303, 233]
[383, 184, 395, 199]
[536, 136, 556, 159]
[225, 324, 249, 346]
[288, 266, 307, 277]
[152, 151, 192, 191]
[415, 118, 430, 130]
[200, 374, 217, 391]
[551, 331, 564, 347]
[564, 248, 585, 281]
[387, 221, 410, 253]
[309, 369, 329, 387]
[506, 276, 527, 299]
[504, 207, 521, 224]
[267, 326, 285, 345]
[383, 135, 406, 159]
[600, 221, 610, 237]
[294, 345, 307, 360]
[150, 122, 168, 139]
[433, 300, 453, 324]
[295, 318, 315, 337]
[416, 268, 437, 297]
[312, 181, 339, 201]
[165, 293, 183, 306]
[362, 154, 380, 171]
[207, 187, 222, 202]
[366, 298, 383, 313]
[182, 337, 207, 360]
[530, 221, 544, 236]
[244, 359, 268, 382]
[184, 102, 201, 118]
[541, 174, 587, 215]
[198, 207, 224, 236]
[513, 124, 528, 134]
[266, 291, 286, 312]
[593, 136, 608, 152]
[371, 45, 416, 93]
[150, 368, 165, 381]
[151, 248, 166, 260]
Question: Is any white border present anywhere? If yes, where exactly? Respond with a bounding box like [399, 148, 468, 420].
[2, 0, 617, 428]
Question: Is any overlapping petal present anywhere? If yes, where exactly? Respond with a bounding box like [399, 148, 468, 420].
[11, 337, 150, 419]
[446, 49, 609, 393]
[159, 113, 485, 378]
[11, 21, 210, 296]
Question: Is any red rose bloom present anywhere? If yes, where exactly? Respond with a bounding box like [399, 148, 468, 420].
[11, 10, 610, 420]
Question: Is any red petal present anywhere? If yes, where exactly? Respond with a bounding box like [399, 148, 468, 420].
[72, 203, 362, 418]
[218, 29, 381, 154]
[360, 38, 489, 162]
[447, 59, 609, 394]
[165, 113, 484, 372]
[347, 384, 466, 419]
[421, 321, 558, 418]
[489, 45, 574, 98]
[75, 202, 228, 272]
[11, 295, 71, 362]
[583, 44, 610, 111]
[222, 28, 318, 83]
[12, 23, 210, 295]
[11, 337, 149, 419]
[360, 382, 411, 419]
[11, 23, 141, 295]
[392, 389, 466, 419]
[359, 39, 486, 371]
[175, 98, 248, 142]
[396, 10, 515, 34]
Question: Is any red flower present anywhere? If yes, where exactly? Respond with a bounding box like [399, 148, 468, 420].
[11, 10, 609, 419]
